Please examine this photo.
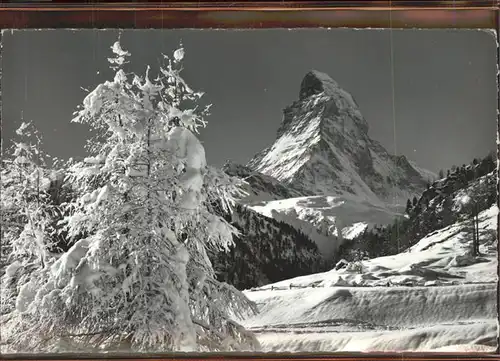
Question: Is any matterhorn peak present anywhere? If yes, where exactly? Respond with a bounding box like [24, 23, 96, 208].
[299, 70, 339, 100]
[248, 69, 430, 206]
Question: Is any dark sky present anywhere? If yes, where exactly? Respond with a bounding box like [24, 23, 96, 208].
[2, 29, 497, 173]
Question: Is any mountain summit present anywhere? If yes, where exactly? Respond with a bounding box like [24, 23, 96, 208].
[248, 70, 432, 209]
[299, 70, 340, 100]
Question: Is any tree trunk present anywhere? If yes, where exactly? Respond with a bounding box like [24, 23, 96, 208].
[471, 215, 477, 257]
[475, 204, 480, 255]
[145, 118, 153, 290]
[471, 202, 480, 256]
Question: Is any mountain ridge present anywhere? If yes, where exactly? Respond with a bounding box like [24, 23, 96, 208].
[247, 70, 433, 208]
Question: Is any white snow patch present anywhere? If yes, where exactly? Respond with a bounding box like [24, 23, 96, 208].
[166, 126, 207, 210]
[15, 280, 37, 312]
[173, 47, 185, 62]
[50, 239, 90, 286]
[5, 261, 22, 278]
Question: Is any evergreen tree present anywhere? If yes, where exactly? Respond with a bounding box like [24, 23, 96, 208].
[412, 196, 418, 207]
[405, 199, 413, 214]
[2, 41, 258, 353]
[438, 169, 444, 179]
[461, 194, 480, 256]
[1, 122, 58, 316]
[1, 122, 55, 265]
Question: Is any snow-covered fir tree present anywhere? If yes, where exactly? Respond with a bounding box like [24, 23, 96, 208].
[1, 122, 60, 317]
[1, 123, 52, 263]
[1, 40, 259, 353]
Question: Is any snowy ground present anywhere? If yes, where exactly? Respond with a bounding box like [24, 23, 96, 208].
[240, 206, 498, 352]
[249, 194, 401, 257]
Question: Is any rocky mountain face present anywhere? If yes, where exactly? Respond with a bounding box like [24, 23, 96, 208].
[248, 70, 431, 209]
[222, 161, 308, 203]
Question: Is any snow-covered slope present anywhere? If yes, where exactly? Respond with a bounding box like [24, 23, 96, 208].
[248, 70, 433, 207]
[250, 194, 401, 249]
[251, 318, 496, 353]
[239, 205, 498, 352]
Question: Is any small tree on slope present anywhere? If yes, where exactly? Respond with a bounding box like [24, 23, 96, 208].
[1, 122, 58, 316]
[1, 123, 54, 264]
[2, 41, 258, 352]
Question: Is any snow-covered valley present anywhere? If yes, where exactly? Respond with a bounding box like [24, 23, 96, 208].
[239, 206, 498, 352]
